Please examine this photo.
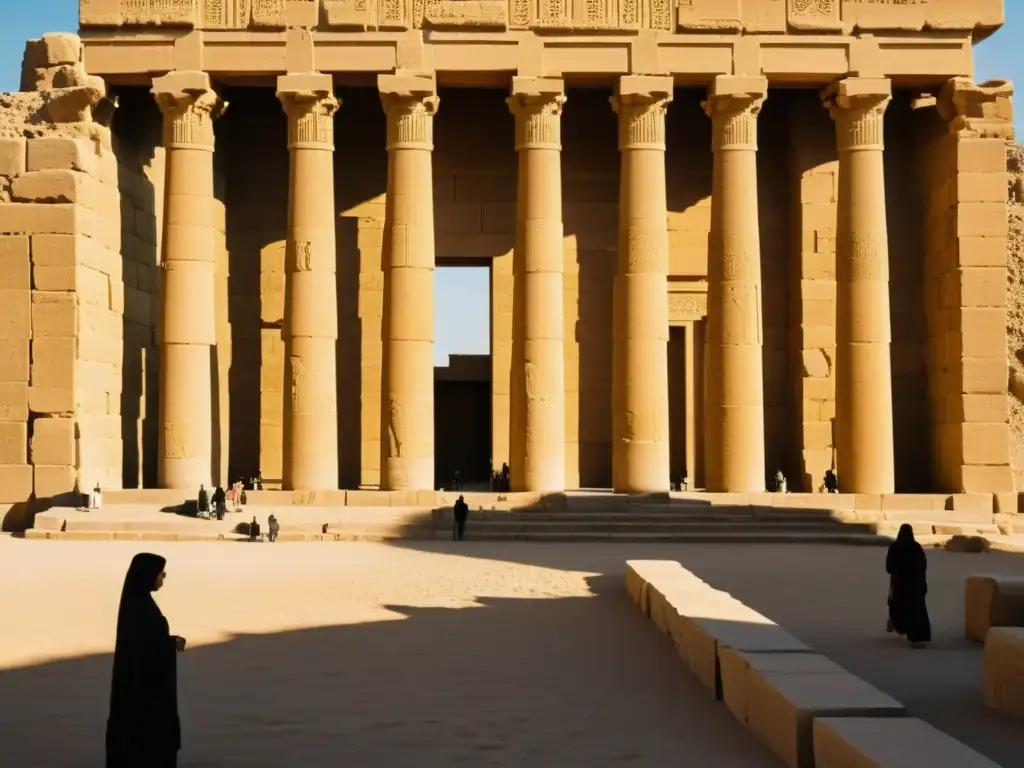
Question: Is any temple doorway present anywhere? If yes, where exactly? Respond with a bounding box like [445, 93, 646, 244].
[434, 263, 492, 489]
[668, 321, 705, 490]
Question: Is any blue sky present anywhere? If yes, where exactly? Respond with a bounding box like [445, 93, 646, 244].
[3, 1, 1020, 366]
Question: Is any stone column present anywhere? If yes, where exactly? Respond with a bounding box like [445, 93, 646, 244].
[277, 74, 341, 490]
[823, 78, 895, 494]
[702, 76, 768, 492]
[378, 74, 438, 491]
[610, 76, 673, 494]
[506, 77, 567, 492]
[152, 72, 225, 489]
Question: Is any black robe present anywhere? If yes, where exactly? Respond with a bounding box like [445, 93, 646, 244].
[106, 553, 180, 768]
[886, 532, 932, 644]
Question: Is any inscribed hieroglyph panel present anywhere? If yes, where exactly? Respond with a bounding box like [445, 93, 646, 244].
[322, 0, 373, 28]
[787, 0, 841, 30]
[202, 0, 253, 27]
[676, 0, 743, 31]
[249, 0, 287, 26]
[119, 0, 197, 24]
[423, 0, 509, 28]
[844, 0, 929, 31]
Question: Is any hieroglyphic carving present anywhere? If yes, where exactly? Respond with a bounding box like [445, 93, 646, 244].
[203, 0, 252, 27]
[123, 0, 197, 25]
[509, 0, 531, 26]
[323, 0, 373, 28]
[646, 0, 671, 31]
[378, 0, 411, 27]
[787, 0, 840, 29]
[668, 293, 708, 320]
[249, 0, 286, 27]
[677, 0, 742, 31]
[537, 0, 570, 26]
[424, 0, 508, 28]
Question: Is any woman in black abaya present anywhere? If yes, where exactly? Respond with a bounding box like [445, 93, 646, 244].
[106, 553, 186, 767]
[886, 524, 932, 647]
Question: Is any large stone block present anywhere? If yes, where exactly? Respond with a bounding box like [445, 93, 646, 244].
[0, 464, 33, 502]
[0, 382, 29, 423]
[719, 650, 846, 726]
[0, 339, 30, 383]
[33, 463, 77, 498]
[625, 559, 692, 612]
[747, 669, 904, 768]
[965, 574, 1024, 642]
[0, 421, 28, 464]
[0, 236, 30, 290]
[982, 627, 1024, 720]
[31, 337, 76, 390]
[30, 417, 76, 466]
[0, 138, 27, 177]
[31, 291, 78, 338]
[813, 717, 1000, 768]
[0, 289, 31, 340]
[671, 593, 811, 697]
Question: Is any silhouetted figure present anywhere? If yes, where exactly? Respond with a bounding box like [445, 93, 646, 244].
[212, 486, 226, 520]
[500, 463, 510, 492]
[886, 524, 932, 647]
[106, 553, 185, 768]
[823, 469, 838, 494]
[453, 469, 463, 491]
[268, 514, 280, 542]
[249, 516, 261, 541]
[774, 470, 788, 493]
[453, 495, 469, 541]
[197, 485, 209, 518]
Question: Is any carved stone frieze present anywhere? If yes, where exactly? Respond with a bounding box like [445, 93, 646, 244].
[787, 0, 840, 30]
[121, 0, 198, 26]
[423, 0, 508, 29]
[668, 292, 707, 320]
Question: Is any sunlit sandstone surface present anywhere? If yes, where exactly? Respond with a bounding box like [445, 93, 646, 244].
[0, 537, 780, 767]
[3, 539, 1024, 766]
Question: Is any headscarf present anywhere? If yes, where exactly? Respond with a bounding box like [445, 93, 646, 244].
[114, 553, 166, 646]
[896, 523, 915, 543]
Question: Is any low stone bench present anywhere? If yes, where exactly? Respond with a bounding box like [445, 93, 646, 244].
[982, 626, 1024, 719]
[813, 717, 1000, 767]
[719, 650, 846, 725]
[625, 559, 690, 614]
[747, 667, 904, 768]
[964, 574, 1024, 641]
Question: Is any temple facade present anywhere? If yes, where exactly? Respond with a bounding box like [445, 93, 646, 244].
[0, 0, 1015, 509]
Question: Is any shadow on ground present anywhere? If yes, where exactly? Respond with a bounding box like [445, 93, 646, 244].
[0, 572, 779, 768]
[387, 539, 1024, 766]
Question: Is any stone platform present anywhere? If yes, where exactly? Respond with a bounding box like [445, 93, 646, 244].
[22, 490, 1024, 546]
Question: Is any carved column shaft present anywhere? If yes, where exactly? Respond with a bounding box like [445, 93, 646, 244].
[278, 74, 340, 490]
[153, 72, 225, 489]
[824, 78, 895, 494]
[610, 76, 673, 493]
[703, 76, 768, 492]
[378, 74, 438, 491]
[507, 78, 566, 492]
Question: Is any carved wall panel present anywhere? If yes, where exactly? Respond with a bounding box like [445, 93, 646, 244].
[508, 0, 532, 27]
[676, 0, 742, 31]
[323, 0, 373, 28]
[249, 0, 287, 26]
[668, 293, 708, 321]
[423, 0, 509, 29]
[377, 0, 412, 28]
[787, 0, 841, 30]
[202, 0, 252, 27]
[644, 0, 672, 31]
[843, 0, 929, 32]
[119, 0, 198, 25]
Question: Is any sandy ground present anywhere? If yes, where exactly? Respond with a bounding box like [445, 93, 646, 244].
[0, 537, 781, 768]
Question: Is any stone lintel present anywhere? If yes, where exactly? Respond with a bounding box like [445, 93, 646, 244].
[510, 76, 564, 99]
[704, 75, 767, 117]
[937, 76, 1015, 138]
[821, 76, 891, 111]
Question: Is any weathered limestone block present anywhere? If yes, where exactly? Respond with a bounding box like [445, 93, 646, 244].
[813, 717, 1001, 768]
[646, 570, 718, 636]
[424, 0, 508, 28]
[0, 421, 28, 465]
[250, 0, 287, 27]
[0, 383, 29, 423]
[747, 667, 905, 768]
[965, 574, 1024, 642]
[31, 292, 79, 339]
[787, 0, 841, 31]
[719, 650, 845, 726]
[33, 463, 77, 498]
[80, 0, 123, 26]
[983, 627, 1024, 719]
[677, 0, 742, 31]
[0, 464, 33, 503]
[674, 597, 812, 698]
[30, 416, 76, 466]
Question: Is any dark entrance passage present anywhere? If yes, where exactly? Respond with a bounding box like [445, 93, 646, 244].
[435, 356, 492, 488]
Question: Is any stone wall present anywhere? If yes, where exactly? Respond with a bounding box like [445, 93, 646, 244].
[0, 34, 124, 529]
[1005, 144, 1024, 487]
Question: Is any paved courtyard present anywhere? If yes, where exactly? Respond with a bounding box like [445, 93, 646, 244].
[1, 538, 1022, 766]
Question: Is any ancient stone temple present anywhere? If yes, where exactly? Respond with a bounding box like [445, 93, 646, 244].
[0, 0, 1016, 508]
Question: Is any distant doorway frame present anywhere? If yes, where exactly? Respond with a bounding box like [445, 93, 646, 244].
[668, 315, 706, 490]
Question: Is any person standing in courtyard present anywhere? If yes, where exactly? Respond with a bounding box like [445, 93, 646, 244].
[453, 494, 469, 541]
[886, 524, 932, 648]
[197, 484, 209, 519]
[106, 553, 186, 768]
[268, 513, 280, 542]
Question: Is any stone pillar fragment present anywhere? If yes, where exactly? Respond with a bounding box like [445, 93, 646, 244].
[277, 73, 340, 490]
[610, 76, 672, 494]
[507, 77, 566, 492]
[823, 78, 895, 494]
[152, 71, 225, 489]
[378, 74, 438, 491]
[702, 75, 768, 492]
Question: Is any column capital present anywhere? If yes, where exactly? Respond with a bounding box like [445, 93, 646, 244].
[937, 77, 1015, 139]
[378, 73, 439, 151]
[702, 75, 767, 151]
[822, 77, 891, 151]
[507, 77, 565, 151]
[610, 75, 674, 151]
[277, 73, 340, 150]
[152, 71, 226, 150]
